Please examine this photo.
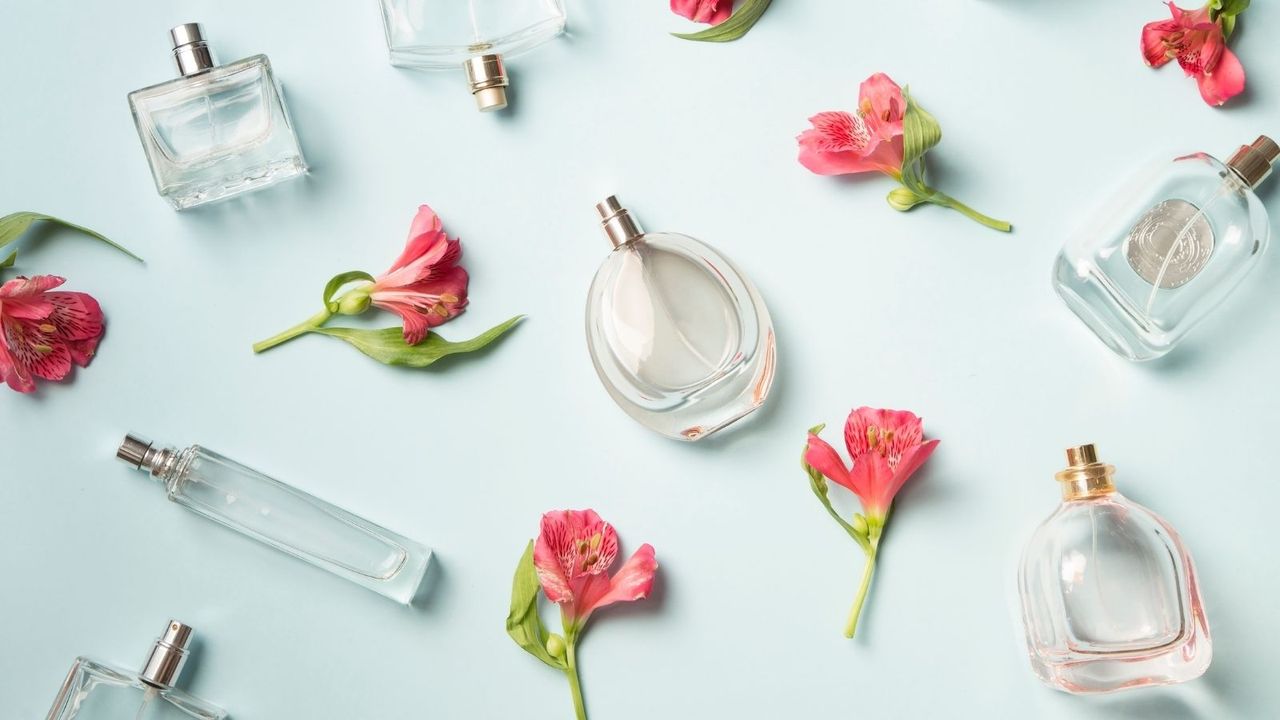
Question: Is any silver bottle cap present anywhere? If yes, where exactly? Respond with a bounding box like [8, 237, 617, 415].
[597, 196, 644, 248]
[170, 23, 215, 77]
[464, 53, 509, 112]
[140, 620, 193, 688]
[117, 434, 156, 469]
[1227, 135, 1279, 188]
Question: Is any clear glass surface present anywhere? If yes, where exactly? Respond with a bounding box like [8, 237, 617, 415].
[46, 658, 226, 720]
[159, 446, 431, 604]
[128, 55, 307, 210]
[380, 0, 566, 68]
[1018, 492, 1211, 694]
[1053, 152, 1270, 360]
[586, 232, 776, 441]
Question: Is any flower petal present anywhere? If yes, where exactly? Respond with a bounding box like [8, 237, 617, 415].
[858, 73, 905, 142]
[671, 0, 731, 25]
[534, 528, 575, 604]
[0, 275, 64, 299]
[879, 438, 939, 510]
[578, 544, 658, 619]
[1141, 19, 1180, 67]
[0, 336, 34, 393]
[3, 317, 71, 382]
[1196, 46, 1245, 106]
[805, 433, 861, 495]
[45, 292, 103, 342]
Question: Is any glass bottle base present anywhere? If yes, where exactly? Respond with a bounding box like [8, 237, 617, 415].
[1053, 255, 1172, 361]
[162, 156, 307, 210]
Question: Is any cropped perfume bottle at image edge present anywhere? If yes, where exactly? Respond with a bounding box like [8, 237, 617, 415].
[116, 434, 431, 604]
[379, 0, 566, 111]
[1018, 445, 1211, 694]
[1054, 136, 1277, 361]
[586, 196, 776, 441]
[47, 620, 226, 720]
[128, 23, 308, 209]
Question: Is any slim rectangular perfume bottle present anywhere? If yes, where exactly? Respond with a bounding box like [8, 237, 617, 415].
[1053, 136, 1276, 360]
[116, 434, 431, 604]
[127, 23, 307, 209]
[47, 620, 226, 720]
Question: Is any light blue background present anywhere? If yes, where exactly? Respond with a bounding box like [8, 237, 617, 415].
[2, 1, 1277, 718]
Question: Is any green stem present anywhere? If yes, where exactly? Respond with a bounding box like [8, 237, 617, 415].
[252, 308, 331, 353]
[564, 633, 587, 720]
[844, 548, 877, 639]
[927, 190, 1012, 232]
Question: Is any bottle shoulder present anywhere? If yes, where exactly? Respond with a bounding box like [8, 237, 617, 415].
[1022, 494, 1186, 563]
[129, 54, 273, 104]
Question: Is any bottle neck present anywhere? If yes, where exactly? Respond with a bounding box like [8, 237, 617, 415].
[1055, 463, 1116, 501]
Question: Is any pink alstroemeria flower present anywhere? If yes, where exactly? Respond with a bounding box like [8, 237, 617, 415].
[805, 407, 940, 518]
[802, 407, 939, 638]
[671, 0, 732, 25]
[1142, 2, 1245, 106]
[534, 509, 658, 627]
[0, 275, 104, 393]
[366, 204, 469, 345]
[798, 73, 905, 177]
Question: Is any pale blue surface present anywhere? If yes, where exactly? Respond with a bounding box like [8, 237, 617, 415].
[2, 1, 1278, 718]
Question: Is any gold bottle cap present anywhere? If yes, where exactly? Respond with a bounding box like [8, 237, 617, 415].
[464, 53, 508, 112]
[1226, 135, 1278, 188]
[1055, 443, 1116, 501]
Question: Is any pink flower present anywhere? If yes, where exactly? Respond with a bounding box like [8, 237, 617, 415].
[1142, 2, 1245, 106]
[534, 509, 658, 626]
[797, 73, 906, 177]
[805, 407, 939, 517]
[671, 0, 732, 25]
[367, 204, 469, 345]
[0, 275, 104, 393]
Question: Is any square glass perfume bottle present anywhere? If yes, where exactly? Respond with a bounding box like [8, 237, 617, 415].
[128, 23, 308, 210]
[379, 0, 567, 110]
[585, 196, 776, 441]
[1053, 136, 1276, 360]
[47, 620, 227, 720]
[1018, 445, 1211, 694]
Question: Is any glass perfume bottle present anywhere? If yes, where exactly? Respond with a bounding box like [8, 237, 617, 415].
[47, 620, 226, 720]
[378, 0, 567, 111]
[116, 434, 431, 604]
[128, 23, 308, 210]
[585, 196, 776, 441]
[1054, 136, 1277, 361]
[1018, 445, 1211, 694]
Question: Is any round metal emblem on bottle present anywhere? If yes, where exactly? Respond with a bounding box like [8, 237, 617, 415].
[1124, 199, 1214, 289]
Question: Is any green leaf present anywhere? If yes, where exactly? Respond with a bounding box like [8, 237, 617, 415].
[506, 541, 567, 670]
[0, 250, 15, 270]
[1214, 0, 1249, 18]
[311, 315, 523, 367]
[901, 89, 942, 173]
[0, 212, 141, 262]
[673, 0, 773, 42]
[322, 270, 374, 310]
[1221, 14, 1238, 37]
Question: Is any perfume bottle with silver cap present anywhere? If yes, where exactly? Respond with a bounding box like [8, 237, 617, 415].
[378, 0, 566, 111]
[116, 434, 431, 604]
[46, 620, 226, 720]
[585, 196, 776, 441]
[1017, 445, 1211, 694]
[127, 23, 307, 209]
[1053, 136, 1277, 360]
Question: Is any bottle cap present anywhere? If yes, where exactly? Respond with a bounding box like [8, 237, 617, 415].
[170, 22, 215, 77]
[140, 620, 193, 688]
[117, 434, 155, 470]
[464, 54, 508, 112]
[1055, 444, 1116, 501]
[596, 196, 644, 248]
[1227, 135, 1279, 188]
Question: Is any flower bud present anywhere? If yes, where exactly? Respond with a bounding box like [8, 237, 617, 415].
[887, 186, 925, 212]
[546, 633, 567, 659]
[335, 287, 372, 315]
[852, 514, 869, 536]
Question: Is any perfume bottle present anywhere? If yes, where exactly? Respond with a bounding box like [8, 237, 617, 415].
[127, 23, 308, 209]
[1054, 136, 1277, 361]
[46, 620, 226, 720]
[378, 0, 567, 111]
[585, 196, 776, 441]
[116, 434, 431, 604]
[1018, 445, 1211, 694]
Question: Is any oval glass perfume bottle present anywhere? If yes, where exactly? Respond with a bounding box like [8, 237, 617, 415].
[1018, 445, 1211, 694]
[585, 196, 776, 441]
[1053, 136, 1276, 360]
[116, 434, 431, 604]
[378, 0, 567, 111]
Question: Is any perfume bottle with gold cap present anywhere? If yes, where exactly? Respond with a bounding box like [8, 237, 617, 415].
[585, 196, 776, 441]
[1053, 136, 1277, 360]
[1017, 445, 1211, 694]
[378, 0, 566, 111]
[46, 620, 226, 720]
